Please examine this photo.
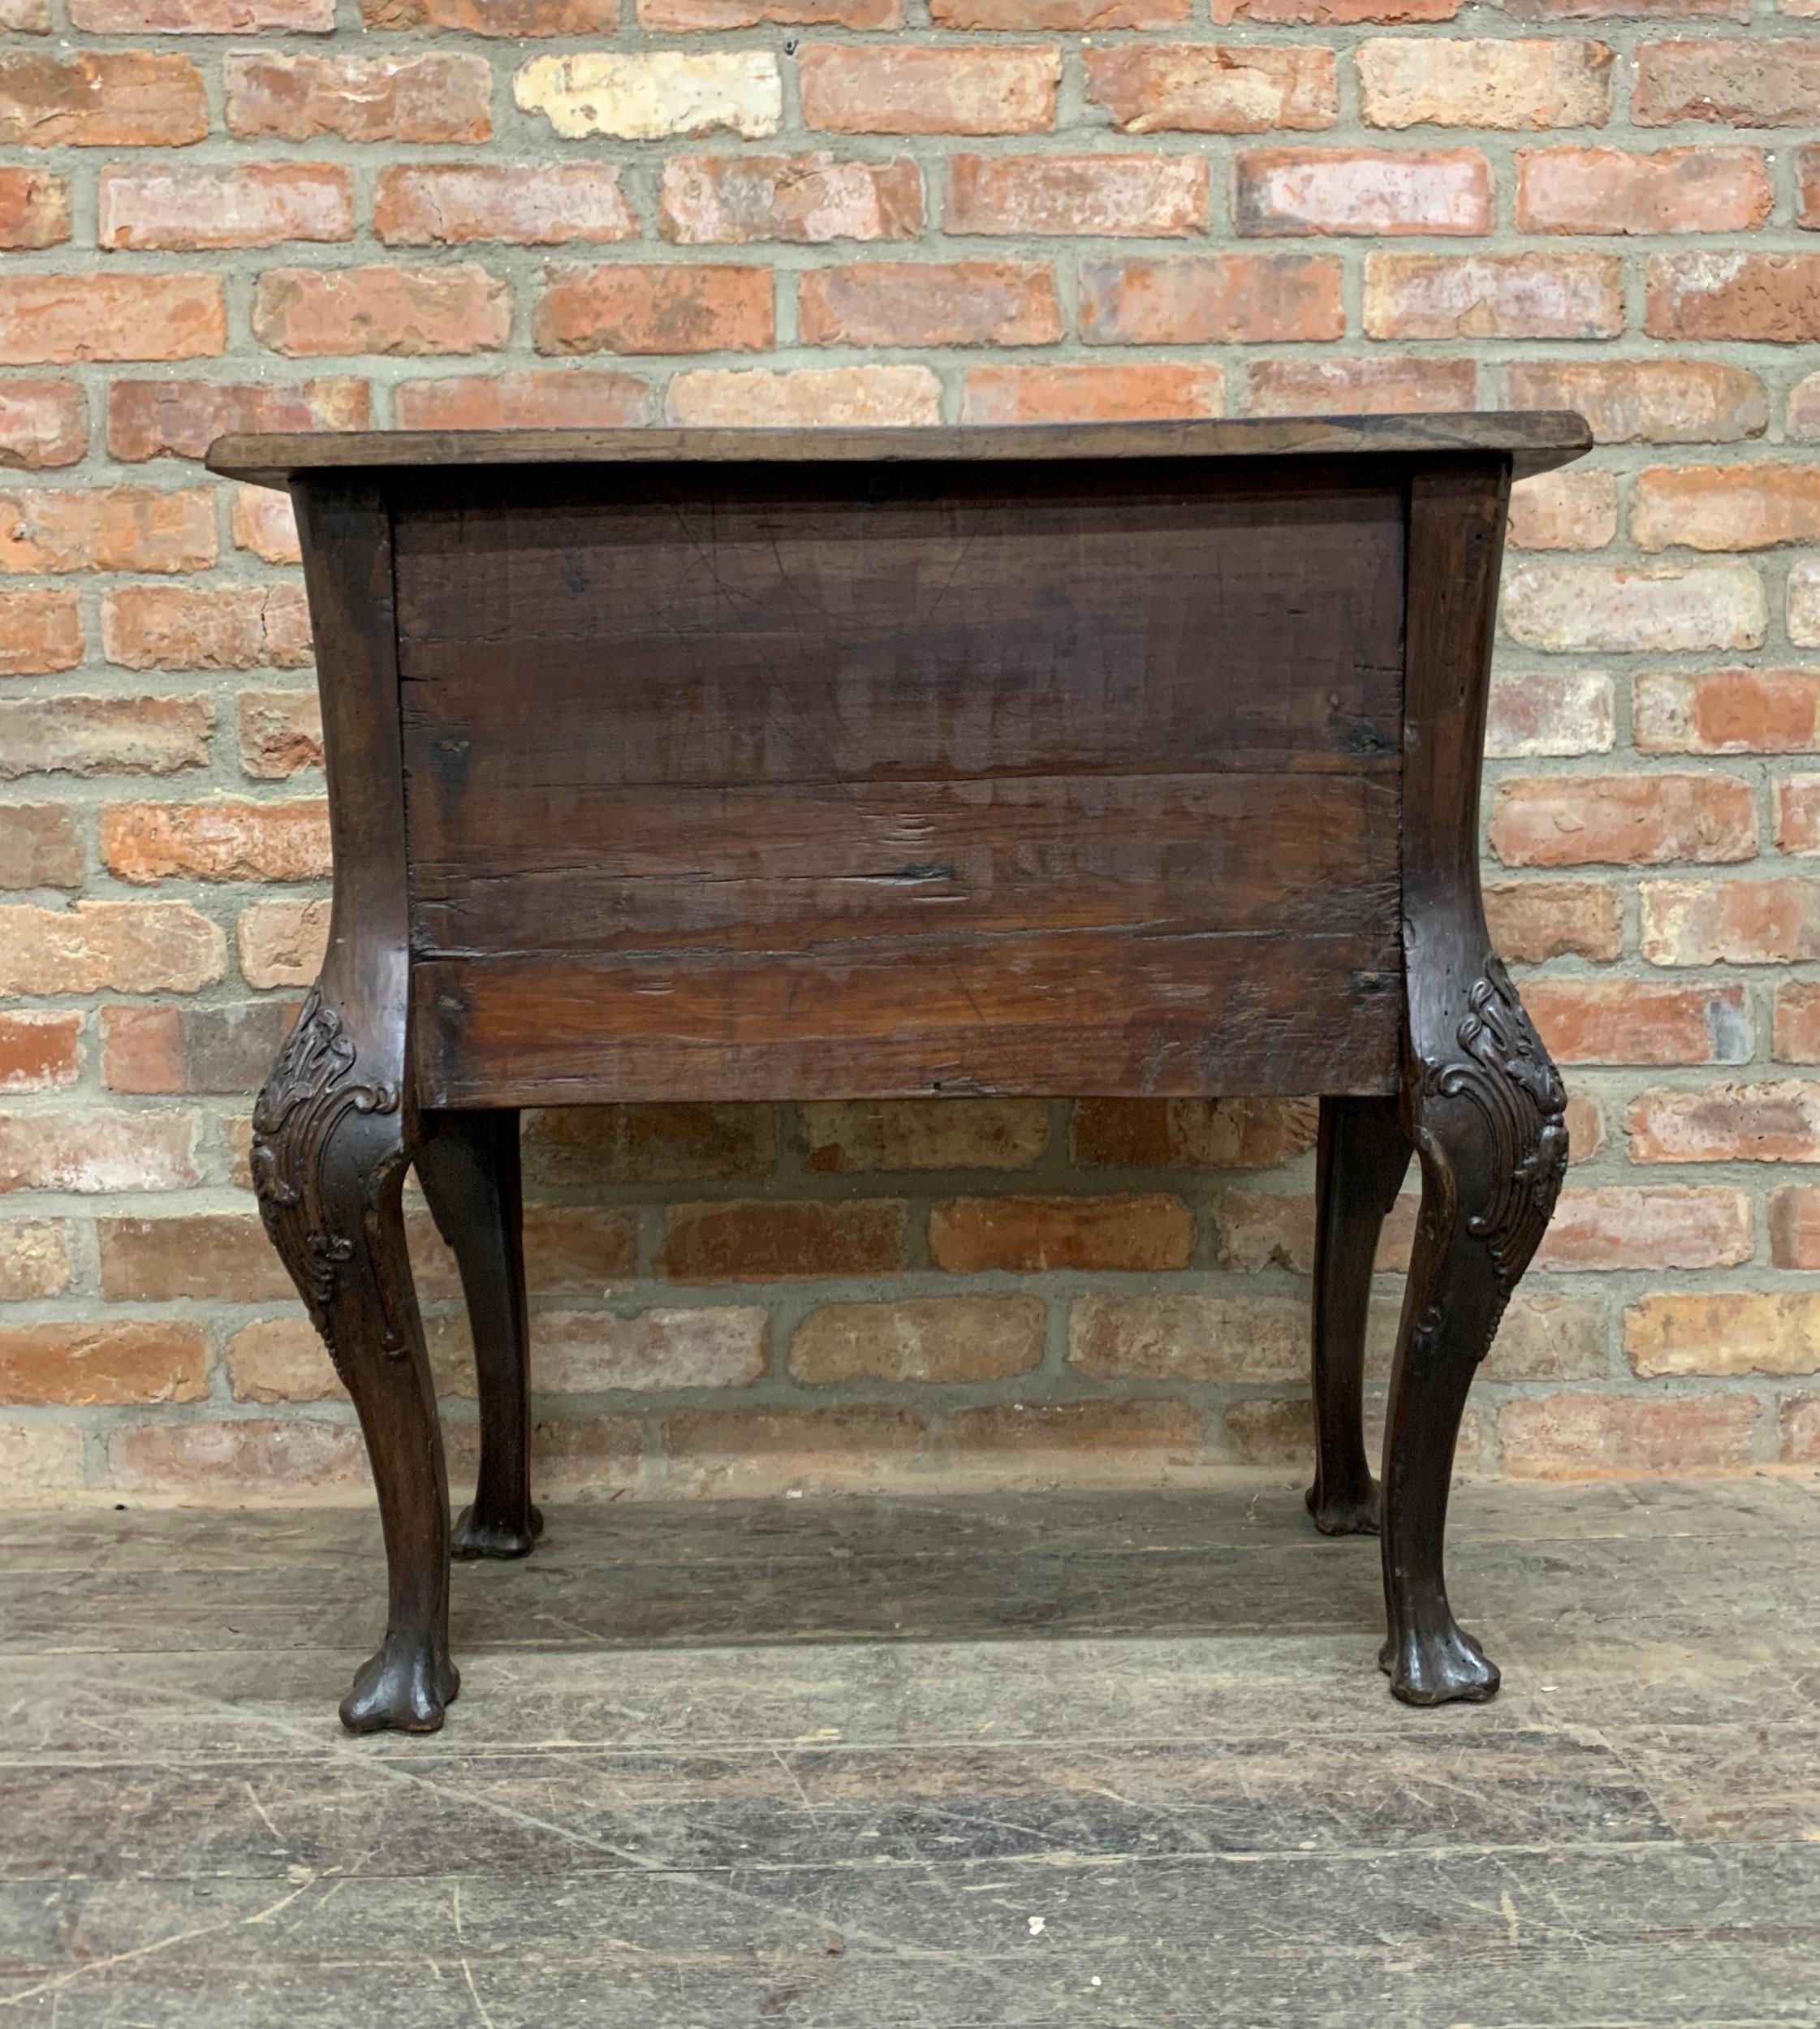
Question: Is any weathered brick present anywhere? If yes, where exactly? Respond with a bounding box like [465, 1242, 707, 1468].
[1486, 672, 1615, 757]
[101, 999, 295, 1095]
[70, 0, 334, 24]
[0, 1321, 206, 1407]
[1780, 1396, 1820, 1466]
[108, 379, 369, 463]
[0, 1110, 198, 1193]
[99, 165, 352, 252]
[1516, 146, 1770, 235]
[930, 0, 1182, 19]
[254, 265, 510, 360]
[931, 1194, 1192, 1273]
[0, 52, 208, 147]
[0, 384, 83, 474]
[948, 153, 1205, 237]
[1636, 668, 1820, 754]
[1525, 976, 1749, 1063]
[801, 1099, 1048, 1173]
[1635, 41, 1820, 126]
[101, 800, 330, 885]
[943, 1398, 1199, 1479]
[230, 489, 299, 566]
[0, 1010, 79, 1092]
[1359, 38, 1614, 128]
[515, 52, 780, 140]
[102, 587, 310, 674]
[1507, 359, 1765, 445]
[1777, 777, 1820, 855]
[0, 697, 211, 778]
[662, 153, 921, 244]
[800, 261, 1061, 348]
[647, 0, 893, 19]
[658, 1200, 906, 1282]
[1085, 45, 1337, 134]
[236, 690, 321, 779]
[1502, 562, 1766, 653]
[1642, 879, 1820, 965]
[109, 1418, 369, 1494]
[1539, 1187, 1752, 1272]
[1235, 148, 1490, 236]
[0, 1220, 70, 1301]
[791, 1295, 1045, 1383]
[667, 365, 941, 426]
[1244, 355, 1473, 416]
[1500, 1392, 1760, 1477]
[1486, 880, 1623, 963]
[395, 370, 655, 429]
[235, 897, 329, 989]
[226, 1320, 341, 1403]
[1647, 252, 1820, 343]
[963, 362, 1225, 423]
[0, 1423, 85, 1494]
[363, 0, 619, 28]
[1490, 773, 1755, 867]
[1769, 1182, 1820, 1264]
[1365, 252, 1624, 339]
[226, 53, 491, 144]
[1074, 1096, 1318, 1169]
[523, 1102, 774, 1186]
[1213, 0, 1460, 14]
[1069, 1291, 1305, 1383]
[799, 45, 1059, 135]
[0, 276, 224, 368]
[1213, 1190, 1421, 1275]
[98, 1213, 295, 1303]
[1628, 1080, 1820, 1162]
[1080, 254, 1343, 343]
[0, 902, 222, 996]
[0, 804, 81, 890]
[1794, 562, 1820, 649]
[664, 1405, 922, 1492]
[536, 265, 773, 355]
[1, 489, 215, 579]
[1775, 985, 1820, 1065]
[1791, 372, 1820, 440]
[1628, 1290, 1820, 1378]
[0, 168, 69, 250]
[1635, 464, 1820, 553]
[376, 165, 634, 248]
[1507, 471, 1619, 552]
[0, 589, 80, 674]
[525, 1307, 766, 1394]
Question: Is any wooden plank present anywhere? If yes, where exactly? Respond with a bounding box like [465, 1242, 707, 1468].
[205, 411, 1595, 489]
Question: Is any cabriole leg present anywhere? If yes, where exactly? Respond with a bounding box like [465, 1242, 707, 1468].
[417, 1109, 541, 1561]
[1308, 1095, 1411, 1537]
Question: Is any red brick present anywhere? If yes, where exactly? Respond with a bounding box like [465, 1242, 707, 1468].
[0, 901, 222, 995]
[237, 690, 321, 780]
[1365, 252, 1623, 339]
[1214, 0, 1459, 14]
[658, 1200, 906, 1282]
[0, 1321, 205, 1408]
[0, 588, 80, 674]
[364, 0, 619, 26]
[0, 1109, 198, 1193]
[230, 489, 299, 566]
[962, 362, 1224, 424]
[1509, 0, 1746, 13]
[1777, 776, 1820, 854]
[1502, 562, 1766, 653]
[376, 165, 633, 248]
[235, 896, 329, 989]
[662, 153, 921, 244]
[1628, 1080, 1820, 1162]
[1084, 45, 1337, 134]
[1636, 668, 1820, 753]
[108, 1418, 369, 1494]
[71, 0, 333, 22]
[800, 1098, 1048, 1173]
[1490, 773, 1755, 867]
[523, 1103, 774, 1187]
[0, 697, 211, 777]
[0, 1221, 70, 1302]
[395, 370, 654, 429]
[98, 1213, 294, 1303]
[0, 52, 208, 147]
[99, 164, 351, 252]
[1500, 1392, 1760, 1478]
[1235, 147, 1490, 236]
[1244, 355, 1474, 416]
[931, 0, 1180, 19]
[645, 0, 893, 19]
[1485, 880, 1624, 963]
[1524, 977, 1749, 1065]
[1779, 1396, 1820, 1466]
[1647, 252, 1820, 343]
[1635, 41, 1820, 126]
[1507, 470, 1619, 551]
[800, 261, 1061, 347]
[1486, 671, 1615, 757]
[930, 1193, 1192, 1273]
[100, 999, 297, 1094]
[1069, 1291, 1304, 1383]
[1770, 1182, 1820, 1263]
[800, 45, 1059, 135]
[101, 800, 330, 885]
[666, 365, 940, 427]
[1359, 37, 1614, 127]
[102, 587, 311, 673]
[0, 167, 68, 250]
[1791, 372, 1820, 441]
[1634, 463, 1820, 553]
[1540, 1186, 1751, 1271]
[791, 1295, 1045, 1383]
[1080, 254, 1342, 344]
[0, 1010, 79, 1092]
[1073, 1096, 1318, 1168]
[536, 265, 772, 355]
[1628, 1292, 1820, 1378]
[223, 1320, 342, 1404]
[1516, 146, 1770, 235]
[1642, 878, 1820, 965]
[0, 803, 82, 890]
[942, 1398, 1199, 1479]
[0, 489, 215, 575]
[947, 153, 1204, 238]
[0, 0, 50, 22]
[253, 265, 509, 359]
[0, 275, 224, 367]
[0, 383, 85, 472]
[1775, 984, 1820, 1064]
[226, 53, 491, 144]
[1507, 359, 1765, 443]
[107, 378, 369, 463]
[664, 1406, 921, 1493]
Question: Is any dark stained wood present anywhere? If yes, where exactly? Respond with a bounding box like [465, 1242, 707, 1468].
[216, 415, 1580, 1730]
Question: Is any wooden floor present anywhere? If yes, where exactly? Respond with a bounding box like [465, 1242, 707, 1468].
[3, 1477, 1819, 2027]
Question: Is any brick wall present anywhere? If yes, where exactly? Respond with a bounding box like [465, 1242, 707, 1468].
[2, 0, 1819, 1505]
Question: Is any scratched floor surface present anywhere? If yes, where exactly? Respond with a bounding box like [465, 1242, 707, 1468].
[3, 1476, 1819, 2027]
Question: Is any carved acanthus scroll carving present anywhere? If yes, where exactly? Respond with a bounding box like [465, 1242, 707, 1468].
[250, 985, 405, 1381]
